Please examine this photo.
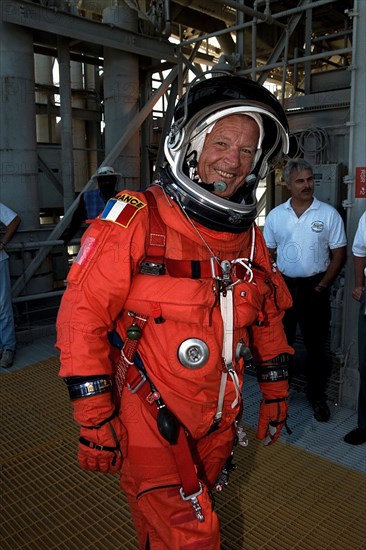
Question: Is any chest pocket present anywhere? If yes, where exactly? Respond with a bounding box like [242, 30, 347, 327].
[124, 273, 216, 326]
[124, 189, 216, 326]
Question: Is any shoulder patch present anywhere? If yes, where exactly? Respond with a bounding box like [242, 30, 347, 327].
[100, 193, 146, 228]
[74, 235, 98, 267]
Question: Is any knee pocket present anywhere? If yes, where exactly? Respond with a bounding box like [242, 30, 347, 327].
[136, 480, 220, 549]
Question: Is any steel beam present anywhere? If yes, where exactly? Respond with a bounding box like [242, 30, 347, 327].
[0, 0, 177, 63]
[37, 155, 63, 196]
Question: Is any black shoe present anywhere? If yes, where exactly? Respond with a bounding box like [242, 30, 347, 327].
[312, 400, 330, 422]
[344, 427, 366, 445]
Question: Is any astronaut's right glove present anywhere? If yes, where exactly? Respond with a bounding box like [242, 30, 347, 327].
[64, 376, 126, 474]
[77, 416, 124, 474]
[256, 354, 291, 446]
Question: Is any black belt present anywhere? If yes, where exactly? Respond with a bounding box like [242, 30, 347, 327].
[283, 272, 325, 283]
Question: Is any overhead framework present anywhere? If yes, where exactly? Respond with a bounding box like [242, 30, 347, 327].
[0, 0, 365, 406]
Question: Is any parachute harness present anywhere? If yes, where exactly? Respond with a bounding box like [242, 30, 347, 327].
[212, 225, 256, 426]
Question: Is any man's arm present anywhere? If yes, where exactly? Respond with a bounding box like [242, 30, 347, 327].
[352, 255, 366, 302]
[0, 214, 21, 251]
[315, 246, 347, 291]
[266, 247, 277, 263]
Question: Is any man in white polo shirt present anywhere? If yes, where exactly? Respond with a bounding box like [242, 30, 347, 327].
[344, 210, 366, 445]
[0, 202, 21, 368]
[264, 159, 347, 422]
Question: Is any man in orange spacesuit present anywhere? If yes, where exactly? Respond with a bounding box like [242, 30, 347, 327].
[56, 73, 293, 549]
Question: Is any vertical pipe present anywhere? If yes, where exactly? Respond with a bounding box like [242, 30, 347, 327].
[293, 47, 300, 92]
[57, 37, 75, 211]
[251, 1, 258, 81]
[304, 7, 312, 94]
[71, 61, 89, 192]
[103, 3, 140, 190]
[0, 22, 54, 296]
[281, 28, 290, 104]
[140, 75, 152, 187]
[35, 54, 56, 143]
[0, 22, 39, 229]
[341, 0, 366, 408]
[236, 0, 245, 69]
[84, 63, 99, 176]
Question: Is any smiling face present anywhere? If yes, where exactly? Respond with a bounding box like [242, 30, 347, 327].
[197, 114, 260, 199]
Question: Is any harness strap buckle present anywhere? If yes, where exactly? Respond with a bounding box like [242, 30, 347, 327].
[127, 370, 147, 393]
[210, 256, 221, 280]
[179, 482, 205, 522]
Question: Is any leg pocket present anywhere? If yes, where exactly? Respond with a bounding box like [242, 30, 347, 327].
[136, 479, 220, 550]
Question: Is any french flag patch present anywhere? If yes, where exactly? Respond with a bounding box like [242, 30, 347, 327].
[100, 193, 146, 228]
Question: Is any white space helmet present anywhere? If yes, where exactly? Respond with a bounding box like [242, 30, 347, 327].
[160, 75, 289, 232]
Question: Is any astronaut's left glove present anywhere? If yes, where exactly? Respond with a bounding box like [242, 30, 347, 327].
[256, 354, 291, 445]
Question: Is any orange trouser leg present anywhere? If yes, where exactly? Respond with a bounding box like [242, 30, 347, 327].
[125, 475, 220, 550]
[119, 392, 236, 549]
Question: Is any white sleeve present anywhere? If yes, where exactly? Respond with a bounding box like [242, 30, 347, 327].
[352, 211, 366, 257]
[0, 202, 17, 227]
[328, 210, 347, 249]
[263, 212, 277, 248]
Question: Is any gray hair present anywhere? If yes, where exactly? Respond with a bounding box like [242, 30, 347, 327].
[282, 158, 313, 183]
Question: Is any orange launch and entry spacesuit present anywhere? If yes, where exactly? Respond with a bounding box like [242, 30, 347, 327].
[57, 74, 293, 549]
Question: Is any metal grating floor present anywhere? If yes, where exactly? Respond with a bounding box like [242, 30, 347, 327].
[1, 343, 366, 549]
[242, 375, 366, 474]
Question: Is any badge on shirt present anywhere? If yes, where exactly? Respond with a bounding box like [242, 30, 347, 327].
[311, 220, 324, 232]
[100, 193, 146, 228]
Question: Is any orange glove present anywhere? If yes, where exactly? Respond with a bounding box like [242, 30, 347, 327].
[257, 380, 289, 445]
[72, 393, 126, 474]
